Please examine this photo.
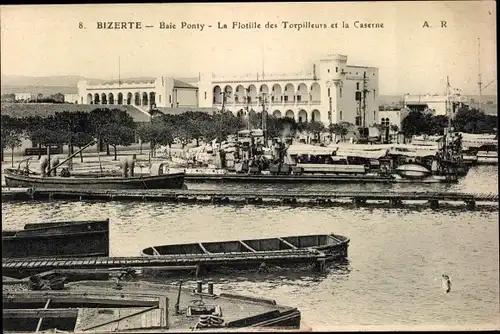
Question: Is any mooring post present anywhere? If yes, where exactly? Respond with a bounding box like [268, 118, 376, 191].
[465, 200, 476, 210]
[390, 198, 403, 207]
[316, 198, 326, 205]
[196, 280, 203, 294]
[315, 257, 326, 273]
[353, 198, 365, 207]
[429, 199, 439, 209]
[207, 281, 214, 295]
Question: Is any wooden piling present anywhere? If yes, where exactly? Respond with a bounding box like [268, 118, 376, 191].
[465, 200, 476, 210]
[429, 199, 439, 209]
[314, 258, 326, 273]
[390, 198, 403, 207]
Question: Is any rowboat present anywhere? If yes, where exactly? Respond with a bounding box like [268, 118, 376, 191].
[2, 219, 109, 258]
[3, 168, 185, 189]
[141, 233, 349, 269]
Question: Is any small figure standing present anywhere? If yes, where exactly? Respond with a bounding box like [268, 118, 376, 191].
[441, 274, 452, 293]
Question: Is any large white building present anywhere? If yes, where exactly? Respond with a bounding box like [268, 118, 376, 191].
[403, 93, 469, 116]
[77, 77, 199, 111]
[197, 54, 379, 126]
[76, 54, 379, 126]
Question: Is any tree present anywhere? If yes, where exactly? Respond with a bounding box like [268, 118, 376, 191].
[89, 108, 136, 160]
[1, 115, 25, 163]
[136, 116, 174, 157]
[6, 136, 22, 167]
[401, 111, 428, 138]
[303, 121, 325, 142]
[453, 106, 497, 134]
[429, 115, 448, 135]
[182, 111, 213, 145]
[104, 109, 136, 160]
[328, 123, 349, 142]
[24, 115, 65, 158]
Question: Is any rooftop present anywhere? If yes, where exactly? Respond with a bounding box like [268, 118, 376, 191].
[173, 79, 197, 89]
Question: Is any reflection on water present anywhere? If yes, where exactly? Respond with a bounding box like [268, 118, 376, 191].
[186, 165, 499, 194]
[1, 166, 498, 329]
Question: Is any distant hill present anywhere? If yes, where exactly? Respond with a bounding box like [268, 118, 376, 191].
[0, 74, 102, 87]
[0, 74, 110, 95]
[1, 74, 496, 115]
[1, 85, 77, 95]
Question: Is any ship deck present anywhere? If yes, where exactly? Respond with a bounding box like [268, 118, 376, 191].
[3, 280, 301, 332]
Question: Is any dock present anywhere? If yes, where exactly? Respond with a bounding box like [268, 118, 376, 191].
[3, 280, 302, 331]
[2, 248, 327, 279]
[1, 187, 498, 210]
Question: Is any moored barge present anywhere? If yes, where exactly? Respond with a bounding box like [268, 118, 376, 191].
[4, 167, 186, 190]
[2, 219, 109, 259]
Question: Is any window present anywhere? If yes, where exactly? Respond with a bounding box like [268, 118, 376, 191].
[328, 69, 330, 73]
[373, 111, 376, 120]
[204, 92, 207, 100]
[169, 95, 172, 103]
[340, 111, 343, 120]
[340, 88, 342, 98]
[336, 67, 338, 73]
[356, 83, 360, 90]
[355, 116, 361, 126]
[284, 95, 289, 102]
[297, 95, 301, 102]
[328, 88, 330, 97]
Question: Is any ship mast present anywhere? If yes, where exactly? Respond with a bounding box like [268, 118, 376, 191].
[446, 76, 452, 131]
[477, 38, 482, 111]
[362, 71, 367, 129]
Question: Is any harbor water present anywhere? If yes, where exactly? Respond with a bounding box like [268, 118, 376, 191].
[2, 165, 499, 330]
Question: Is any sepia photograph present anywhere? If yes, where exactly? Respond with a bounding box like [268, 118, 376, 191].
[1, 1, 498, 332]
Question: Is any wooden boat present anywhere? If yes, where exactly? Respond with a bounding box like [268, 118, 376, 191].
[2, 280, 301, 332]
[3, 167, 185, 189]
[2, 219, 109, 258]
[142, 233, 349, 266]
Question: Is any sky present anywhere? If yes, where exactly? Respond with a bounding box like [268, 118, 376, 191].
[0, 1, 497, 95]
